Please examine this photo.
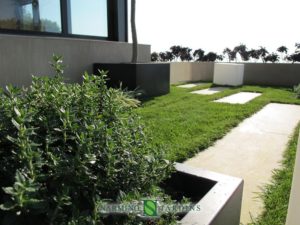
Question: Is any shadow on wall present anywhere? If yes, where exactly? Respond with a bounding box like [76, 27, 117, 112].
[170, 62, 214, 84]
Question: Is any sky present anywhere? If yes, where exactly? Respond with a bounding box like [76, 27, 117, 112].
[128, 0, 300, 55]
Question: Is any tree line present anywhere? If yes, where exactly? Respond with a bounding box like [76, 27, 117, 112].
[151, 43, 300, 63]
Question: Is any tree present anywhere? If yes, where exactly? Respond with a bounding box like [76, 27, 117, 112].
[223, 48, 237, 62]
[286, 53, 300, 63]
[193, 48, 205, 61]
[277, 46, 288, 54]
[223, 48, 232, 62]
[131, 0, 138, 63]
[264, 53, 279, 63]
[257, 46, 269, 62]
[170, 45, 182, 61]
[158, 51, 174, 62]
[277, 46, 288, 62]
[285, 43, 300, 63]
[179, 47, 192, 61]
[295, 43, 300, 53]
[233, 44, 249, 61]
[165, 51, 175, 61]
[202, 52, 218, 62]
[216, 54, 224, 62]
[248, 49, 260, 62]
[159, 52, 168, 62]
[151, 52, 159, 62]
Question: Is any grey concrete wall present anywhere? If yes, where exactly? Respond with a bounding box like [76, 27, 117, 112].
[243, 63, 300, 87]
[170, 62, 214, 84]
[177, 163, 243, 225]
[286, 133, 300, 225]
[0, 34, 150, 87]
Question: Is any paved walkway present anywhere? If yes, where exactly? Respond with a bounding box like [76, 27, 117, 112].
[191, 87, 228, 95]
[177, 83, 206, 88]
[184, 103, 300, 224]
[214, 92, 262, 104]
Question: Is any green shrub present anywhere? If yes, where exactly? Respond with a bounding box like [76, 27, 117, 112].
[294, 84, 300, 98]
[0, 56, 174, 224]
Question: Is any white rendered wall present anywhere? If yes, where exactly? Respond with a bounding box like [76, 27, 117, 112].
[213, 63, 244, 86]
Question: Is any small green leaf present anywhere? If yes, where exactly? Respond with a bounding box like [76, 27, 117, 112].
[11, 118, 20, 130]
[0, 201, 16, 211]
[14, 107, 21, 117]
[6, 135, 17, 143]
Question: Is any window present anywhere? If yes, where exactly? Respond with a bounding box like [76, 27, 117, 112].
[67, 0, 108, 37]
[0, 0, 62, 33]
[0, 0, 126, 41]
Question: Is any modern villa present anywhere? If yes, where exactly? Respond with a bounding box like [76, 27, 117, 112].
[0, 0, 150, 87]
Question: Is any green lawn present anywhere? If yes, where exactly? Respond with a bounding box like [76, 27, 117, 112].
[137, 84, 300, 162]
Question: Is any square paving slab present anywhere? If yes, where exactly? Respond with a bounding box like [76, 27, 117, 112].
[191, 87, 228, 95]
[177, 83, 206, 88]
[214, 92, 261, 104]
[184, 103, 300, 224]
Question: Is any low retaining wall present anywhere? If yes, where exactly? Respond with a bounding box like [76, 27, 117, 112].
[170, 62, 214, 84]
[286, 133, 300, 225]
[0, 34, 150, 88]
[170, 62, 300, 87]
[243, 63, 300, 87]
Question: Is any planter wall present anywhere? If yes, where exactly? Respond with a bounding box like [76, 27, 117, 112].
[0, 34, 151, 88]
[93, 63, 170, 97]
[286, 133, 300, 225]
[170, 62, 214, 84]
[168, 163, 244, 225]
[243, 63, 300, 87]
[213, 63, 244, 86]
[170, 62, 300, 88]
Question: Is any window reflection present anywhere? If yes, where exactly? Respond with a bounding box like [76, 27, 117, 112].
[0, 0, 62, 33]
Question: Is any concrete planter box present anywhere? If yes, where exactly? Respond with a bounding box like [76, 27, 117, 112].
[165, 163, 243, 225]
[93, 63, 170, 97]
[213, 63, 244, 86]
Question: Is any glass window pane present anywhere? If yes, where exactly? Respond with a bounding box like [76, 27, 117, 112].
[68, 0, 108, 37]
[0, 0, 62, 33]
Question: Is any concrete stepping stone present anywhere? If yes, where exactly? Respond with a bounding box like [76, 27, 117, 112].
[214, 92, 261, 104]
[177, 83, 206, 88]
[191, 87, 228, 95]
[184, 103, 300, 224]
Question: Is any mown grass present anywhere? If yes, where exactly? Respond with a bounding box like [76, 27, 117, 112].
[137, 83, 300, 162]
[251, 123, 300, 225]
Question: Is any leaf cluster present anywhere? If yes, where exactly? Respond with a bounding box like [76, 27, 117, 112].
[0, 56, 174, 224]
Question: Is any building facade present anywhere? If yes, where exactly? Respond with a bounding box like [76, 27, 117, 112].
[0, 0, 150, 87]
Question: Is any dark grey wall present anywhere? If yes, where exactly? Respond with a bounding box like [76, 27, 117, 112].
[243, 63, 300, 87]
[0, 34, 150, 87]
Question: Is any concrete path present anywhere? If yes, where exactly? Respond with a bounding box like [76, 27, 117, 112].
[184, 103, 300, 224]
[177, 83, 206, 88]
[214, 92, 262, 104]
[191, 87, 228, 95]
